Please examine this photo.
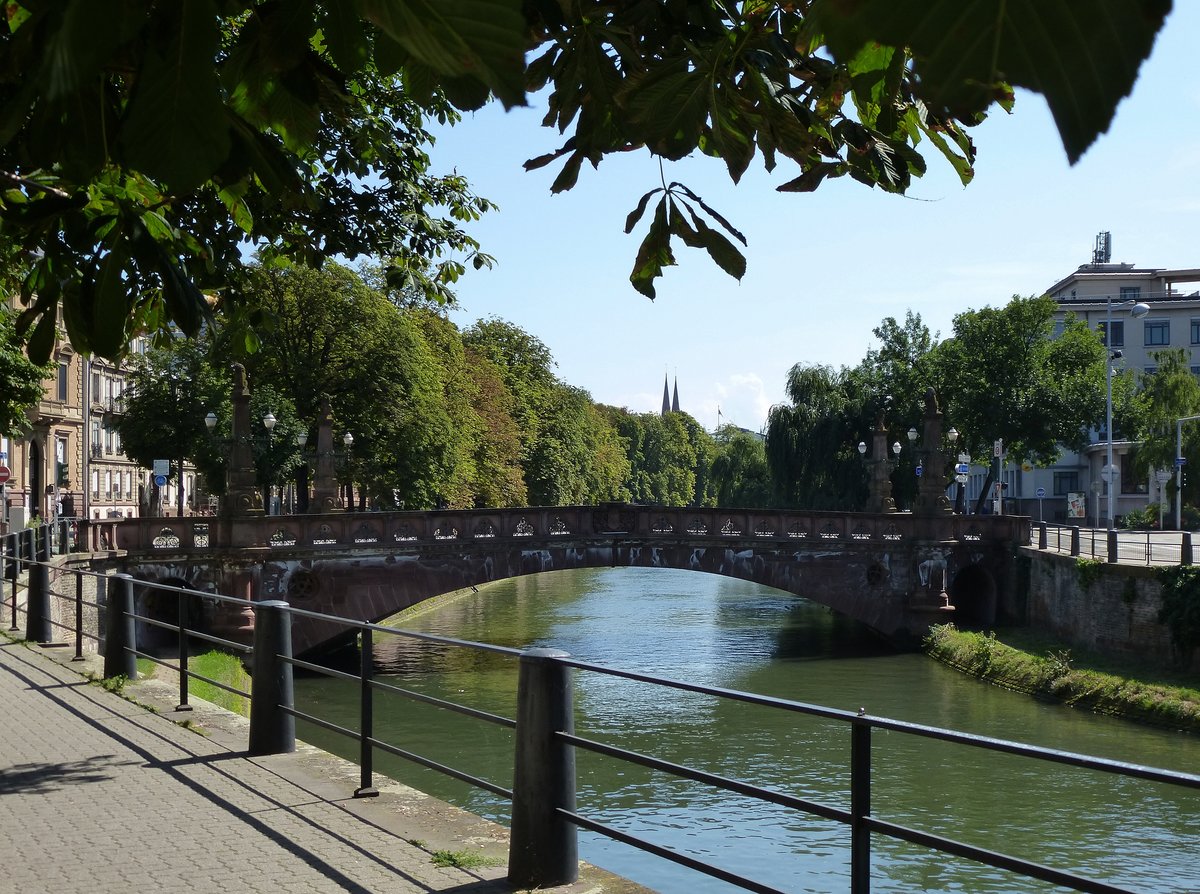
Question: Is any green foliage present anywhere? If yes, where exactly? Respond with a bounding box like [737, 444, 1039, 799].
[0, 301, 49, 435]
[709, 428, 771, 507]
[765, 364, 870, 510]
[1, 2, 498, 361]
[1119, 505, 1160, 531]
[1075, 558, 1105, 591]
[1155, 566, 1200, 657]
[814, 0, 1169, 165]
[0, 2, 1169, 355]
[186, 650, 251, 717]
[430, 849, 503, 870]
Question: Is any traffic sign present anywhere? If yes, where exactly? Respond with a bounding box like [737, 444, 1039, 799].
[993, 439, 1004, 458]
[153, 459, 169, 476]
[1176, 457, 1187, 467]
[0, 465, 9, 484]
[954, 462, 970, 475]
[153, 474, 167, 487]
[914, 465, 923, 478]
[1035, 486, 1046, 498]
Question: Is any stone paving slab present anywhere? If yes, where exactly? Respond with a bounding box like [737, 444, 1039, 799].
[0, 639, 642, 894]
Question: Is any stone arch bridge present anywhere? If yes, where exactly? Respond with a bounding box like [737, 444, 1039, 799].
[113, 504, 1028, 656]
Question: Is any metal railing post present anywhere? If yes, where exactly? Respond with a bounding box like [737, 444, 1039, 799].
[355, 628, 378, 797]
[176, 591, 192, 712]
[851, 716, 872, 894]
[25, 525, 51, 643]
[104, 573, 138, 680]
[1183, 531, 1193, 566]
[509, 647, 578, 889]
[248, 600, 295, 756]
[1107, 529, 1119, 564]
[1037, 522, 1047, 549]
[72, 573, 84, 661]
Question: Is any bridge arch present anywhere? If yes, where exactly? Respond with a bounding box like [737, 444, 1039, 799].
[949, 564, 998, 628]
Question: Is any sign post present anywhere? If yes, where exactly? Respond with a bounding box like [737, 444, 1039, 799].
[1035, 486, 1046, 521]
[0, 462, 9, 530]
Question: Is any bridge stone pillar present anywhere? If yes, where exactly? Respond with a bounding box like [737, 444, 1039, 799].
[914, 388, 953, 518]
[308, 398, 343, 513]
[863, 415, 898, 514]
[223, 363, 264, 517]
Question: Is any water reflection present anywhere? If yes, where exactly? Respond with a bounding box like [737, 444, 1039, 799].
[293, 567, 1200, 894]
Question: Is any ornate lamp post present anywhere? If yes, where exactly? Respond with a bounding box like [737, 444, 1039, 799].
[859, 413, 902, 513]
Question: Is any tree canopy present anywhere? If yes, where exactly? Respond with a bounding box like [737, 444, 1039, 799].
[0, 0, 1172, 360]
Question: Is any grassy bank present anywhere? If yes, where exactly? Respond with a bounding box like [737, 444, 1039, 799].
[924, 624, 1200, 732]
[153, 650, 252, 716]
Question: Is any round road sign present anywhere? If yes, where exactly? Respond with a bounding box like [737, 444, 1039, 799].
[153, 474, 167, 487]
[0, 465, 10, 484]
[1035, 486, 1046, 498]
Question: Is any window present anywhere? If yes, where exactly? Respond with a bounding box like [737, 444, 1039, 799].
[1053, 472, 1079, 496]
[1144, 366, 1158, 376]
[91, 370, 100, 398]
[57, 361, 69, 401]
[1145, 319, 1170, 346]
[90, 470, 99, 498]
[1052, 321, 1065, 339]
[1120, 286, 1142, 301]
[1121, 454, 1148, 495]
[104, 470, 112, 497]
[1099, 320, 1124, 346]
[1192, 320, 1200, 345]
[124, 471, 132, 499]
[1192, 366, 1200, 379]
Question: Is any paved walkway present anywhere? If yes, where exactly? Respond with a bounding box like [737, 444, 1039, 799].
[0, 640, 546, 894]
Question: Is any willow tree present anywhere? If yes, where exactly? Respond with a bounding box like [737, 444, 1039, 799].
[765, 364, 871, 510]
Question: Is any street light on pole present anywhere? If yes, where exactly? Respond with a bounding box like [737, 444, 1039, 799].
[1104, 297, 1150, 528]
[1174, 414, 1200, 530]
[263, 411, 277, 515]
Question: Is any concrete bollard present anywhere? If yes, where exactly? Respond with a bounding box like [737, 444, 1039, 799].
[508, 648, 578, 889]
[1070, 526, 1080, 556]
[104, 573, 138, 680]
[249, 600, 295, 756]
[1183, 531, 1193, 566]
[1107, 530, 1119, 564]
[1038, 522, 1047, 549]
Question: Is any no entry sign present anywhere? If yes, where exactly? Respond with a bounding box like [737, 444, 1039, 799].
[0, 465, 10, 484]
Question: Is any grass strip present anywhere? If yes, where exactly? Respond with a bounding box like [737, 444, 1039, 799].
[924, 623, 1200, 732]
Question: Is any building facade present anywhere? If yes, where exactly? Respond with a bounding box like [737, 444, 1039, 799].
[0, 323, 194, 530]
[1024, 235, 1200, 525]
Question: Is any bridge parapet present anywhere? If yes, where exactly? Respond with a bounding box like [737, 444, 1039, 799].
[115, 505, 1029, 556]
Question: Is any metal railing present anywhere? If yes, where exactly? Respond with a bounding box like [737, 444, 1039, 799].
[1033, 522, 1194, 565]
[7, 549, 1200, 894]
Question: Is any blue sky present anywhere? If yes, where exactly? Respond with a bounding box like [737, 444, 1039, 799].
[428, 5, 1200, 434]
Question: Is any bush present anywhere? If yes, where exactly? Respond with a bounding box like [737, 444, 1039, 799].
[1120, 505, 1160, 530]
[1182, 504, 1200, 531]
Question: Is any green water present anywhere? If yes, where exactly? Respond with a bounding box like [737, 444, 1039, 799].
[293, 567, 1200, 893]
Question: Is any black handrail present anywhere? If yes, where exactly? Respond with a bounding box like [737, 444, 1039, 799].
[12, 554, 1200, 894]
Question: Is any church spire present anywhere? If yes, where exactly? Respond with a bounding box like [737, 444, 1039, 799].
[672, 376, 680, 414]
[662, 373, 671, 416]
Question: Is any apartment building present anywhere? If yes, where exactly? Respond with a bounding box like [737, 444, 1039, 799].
[0, 324, 194, 529]
[1023, 233, 1200, 524]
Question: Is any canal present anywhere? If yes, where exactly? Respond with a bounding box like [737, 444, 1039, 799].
[293, 567, 1200, 893]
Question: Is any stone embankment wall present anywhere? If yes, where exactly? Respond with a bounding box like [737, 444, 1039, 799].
[1020, 548, 1196, 671]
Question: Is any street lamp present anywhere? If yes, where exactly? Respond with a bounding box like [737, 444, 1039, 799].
[1104, 297, 1151, 528]
[1174, 415, 1200, 530]
[342, 432, 354, 510]
[262, 412, 277, 515]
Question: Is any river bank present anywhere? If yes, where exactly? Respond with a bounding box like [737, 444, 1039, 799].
[924, 622, 1200, 733]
